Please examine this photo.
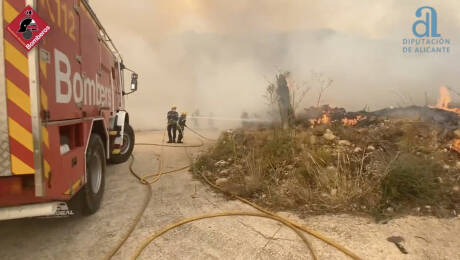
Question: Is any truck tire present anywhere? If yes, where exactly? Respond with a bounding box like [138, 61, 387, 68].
[82, 134, 106, 215]
[109, 124, 135, 164]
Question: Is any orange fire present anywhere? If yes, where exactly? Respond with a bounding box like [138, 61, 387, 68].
[309, 113, 366, 126]
[309, 114, 331, 125]
[453, 139, 460, 153]
[308, 107, 369, 126]
[437, 86, 452, 109]
[434, 86, 460, 153]
[342, 115, 366, 126]
[434, 86, 460, 114]
[321, 114, 331, 124]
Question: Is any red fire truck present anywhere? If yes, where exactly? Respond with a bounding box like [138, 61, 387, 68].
[0, 0, 138, 220]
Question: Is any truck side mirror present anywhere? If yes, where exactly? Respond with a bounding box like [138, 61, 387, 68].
[131, 73, 138, 91]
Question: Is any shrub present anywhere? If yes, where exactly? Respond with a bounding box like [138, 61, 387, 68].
[382, 154, 442, 205]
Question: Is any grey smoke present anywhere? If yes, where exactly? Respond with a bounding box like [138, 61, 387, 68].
[90, 0, 460, 130]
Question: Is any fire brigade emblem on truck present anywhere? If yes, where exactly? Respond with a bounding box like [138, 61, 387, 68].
[6, 6, 50, 51]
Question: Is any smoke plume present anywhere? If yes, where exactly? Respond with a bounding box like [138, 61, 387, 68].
[90, 0, 460, 130]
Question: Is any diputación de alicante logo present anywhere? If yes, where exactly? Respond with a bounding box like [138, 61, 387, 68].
[6, 5, 51, 52]
[402, 6, 451, 54]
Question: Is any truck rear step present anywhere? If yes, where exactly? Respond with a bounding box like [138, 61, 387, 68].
[0, 202, 72, 221]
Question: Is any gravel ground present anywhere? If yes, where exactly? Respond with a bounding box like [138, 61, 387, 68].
[0, 131, 459, 260]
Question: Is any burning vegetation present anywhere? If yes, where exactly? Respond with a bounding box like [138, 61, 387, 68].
[192, 79, 460, 219]
[434, 86, 460, 153]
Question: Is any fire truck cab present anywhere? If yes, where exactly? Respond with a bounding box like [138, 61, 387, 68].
[0, 0, 137, 220]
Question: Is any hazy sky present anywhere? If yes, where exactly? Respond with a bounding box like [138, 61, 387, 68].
[91, 0, 460, 129]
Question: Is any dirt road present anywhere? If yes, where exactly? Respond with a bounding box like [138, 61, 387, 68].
[0, 131, 459, 260]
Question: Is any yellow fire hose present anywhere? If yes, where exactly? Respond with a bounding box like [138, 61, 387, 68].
[185, 126, 217, 141]
[124, 150, 317, 260]
[105, 127, 362, 260]
[197, 169, 362, 260]
[132, 211, 317, 260]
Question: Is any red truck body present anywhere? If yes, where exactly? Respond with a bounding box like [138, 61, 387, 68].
[0, 0, 135, 219]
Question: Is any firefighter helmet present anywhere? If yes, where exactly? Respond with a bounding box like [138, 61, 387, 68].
[18, 17, 37, 40]
[18, 18, 37, 32]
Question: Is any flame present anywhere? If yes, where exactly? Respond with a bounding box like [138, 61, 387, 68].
[432, 86, 460, 154]
[309, 113, 331, 125]
[432, 86, 460, 115]
[437, 86, 452, 109]
[308, 108, 367, 126]
[342, 115, 366, 126]
[321, 114, 330, 124]
[309, 113, 366, 126]
[452, 139, 460, 153]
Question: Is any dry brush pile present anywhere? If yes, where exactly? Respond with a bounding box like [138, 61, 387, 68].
[192, 119, 460, 219]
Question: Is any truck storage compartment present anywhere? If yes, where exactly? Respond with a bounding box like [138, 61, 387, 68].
[0, 175, 43, 207]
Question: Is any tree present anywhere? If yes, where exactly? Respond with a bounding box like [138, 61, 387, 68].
[308, 71, 333, 107]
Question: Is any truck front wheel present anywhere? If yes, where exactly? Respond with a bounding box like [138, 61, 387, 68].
[83, 134, 106, 215]
[109, 124, 135, 164]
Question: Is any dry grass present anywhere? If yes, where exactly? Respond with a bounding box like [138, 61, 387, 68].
[192, 123, 460, 219]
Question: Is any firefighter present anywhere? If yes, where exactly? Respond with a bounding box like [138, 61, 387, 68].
[177, 112, 187, 143]
[167, 106, 179, 143]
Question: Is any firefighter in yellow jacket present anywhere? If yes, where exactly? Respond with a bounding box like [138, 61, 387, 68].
[177, 112, 187, 143]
